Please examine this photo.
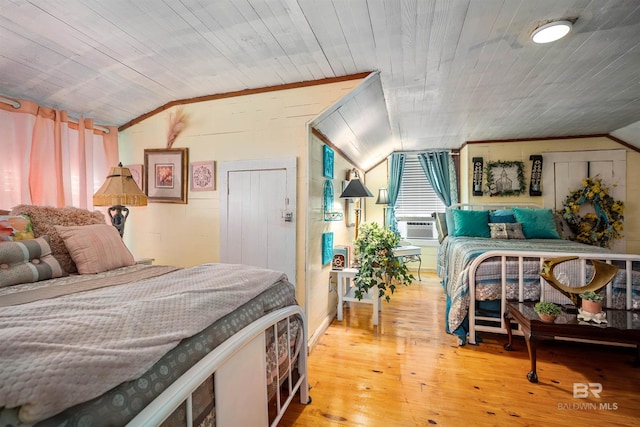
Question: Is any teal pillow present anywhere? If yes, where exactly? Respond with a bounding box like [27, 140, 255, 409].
[512, 207, 561, 239]
[489, 209, 516, 223]
[451, 210, 490, 238]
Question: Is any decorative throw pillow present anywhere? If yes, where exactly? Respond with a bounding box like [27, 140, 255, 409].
[0, 236, 67, 288]
[56, 224, 136, 274]
[489, 209, 516, 223]
[553, 212, 567, 239]
[10, 205, 106, 273]
[433, 211, 448, 243]
[451, 209, 490, 238]
[489, 222, 526, 240]
[0, 215, 35, 241]
[445, 208, 456, 238]
[512, 207, 561, 239]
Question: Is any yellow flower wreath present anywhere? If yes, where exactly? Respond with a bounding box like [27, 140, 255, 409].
[561, 177, 624, 248]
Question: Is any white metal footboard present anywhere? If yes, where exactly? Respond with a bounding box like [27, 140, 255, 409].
[468, 250, 640, 345]
[127, 306, 309, 427]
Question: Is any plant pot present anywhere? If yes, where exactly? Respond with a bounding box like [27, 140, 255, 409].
[537, 313, 557, 323]
[581, 300, 602, 314]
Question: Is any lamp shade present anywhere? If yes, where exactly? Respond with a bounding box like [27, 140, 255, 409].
[376, 188, 389, 205]
[93, 164, 148, 207]
[339, 179, 373, 198]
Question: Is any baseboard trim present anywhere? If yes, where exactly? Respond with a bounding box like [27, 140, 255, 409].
[307, 310, 336, 354]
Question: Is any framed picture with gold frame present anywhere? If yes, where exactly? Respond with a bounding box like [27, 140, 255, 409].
[144, 148, 189, 203]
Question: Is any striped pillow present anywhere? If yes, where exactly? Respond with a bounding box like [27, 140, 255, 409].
[0, 236, 67, 287]
[55, 224, 135, 274]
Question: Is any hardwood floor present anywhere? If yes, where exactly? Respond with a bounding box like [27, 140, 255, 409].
[280, 272, 640, 426]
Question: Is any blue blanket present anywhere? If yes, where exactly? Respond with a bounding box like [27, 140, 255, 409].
[437, 236, 610, 343]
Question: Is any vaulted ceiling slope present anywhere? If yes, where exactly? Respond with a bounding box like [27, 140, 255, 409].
[2, 0, 640, 170]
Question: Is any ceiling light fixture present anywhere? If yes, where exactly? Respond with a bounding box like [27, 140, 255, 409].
[531, 20, 573, 44]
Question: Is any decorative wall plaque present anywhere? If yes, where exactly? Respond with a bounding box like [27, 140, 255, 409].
[322, 232, 334, 265]
[529, 155, 542, 196]
[323, 145, 334, 178]
[472, 157, 483, 196]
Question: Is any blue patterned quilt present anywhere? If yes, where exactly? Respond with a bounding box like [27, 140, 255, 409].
[437, 236, 611, 340]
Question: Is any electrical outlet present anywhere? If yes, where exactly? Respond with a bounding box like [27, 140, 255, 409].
[328, 275, 335, 293]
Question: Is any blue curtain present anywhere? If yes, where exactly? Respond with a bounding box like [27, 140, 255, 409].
[387, 153, 405, 232]
[418, 151, 458, 207]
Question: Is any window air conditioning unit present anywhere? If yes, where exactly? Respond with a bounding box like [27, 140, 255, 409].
[397, 218, 436, 240]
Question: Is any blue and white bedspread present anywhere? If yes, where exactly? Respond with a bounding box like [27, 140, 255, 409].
[437, 236, 612, 337]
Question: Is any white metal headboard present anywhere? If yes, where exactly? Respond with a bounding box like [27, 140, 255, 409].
[448, 202, 542, 211]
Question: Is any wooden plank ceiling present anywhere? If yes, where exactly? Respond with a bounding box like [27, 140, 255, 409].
[2, 0, 640, 170]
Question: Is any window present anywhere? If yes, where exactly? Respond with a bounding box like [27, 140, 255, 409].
[394, 154, 446, 219]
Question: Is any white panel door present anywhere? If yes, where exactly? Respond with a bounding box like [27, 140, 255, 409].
[551, 161, 588, 209]
[543, 149, 626, 251]
[220, 158, 296, 284]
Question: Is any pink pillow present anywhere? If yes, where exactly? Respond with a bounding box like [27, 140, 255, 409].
[10, 205, 106, 273]
[55, 224, 135, 274]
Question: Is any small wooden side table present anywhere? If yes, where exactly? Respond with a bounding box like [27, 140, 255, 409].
[334, 268, 381, 326]
[504, 301, 640, 383]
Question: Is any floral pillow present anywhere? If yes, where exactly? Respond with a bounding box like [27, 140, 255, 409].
[0, 215, 35, 241]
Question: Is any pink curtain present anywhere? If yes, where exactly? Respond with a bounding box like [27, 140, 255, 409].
[0, 97, 118, 210]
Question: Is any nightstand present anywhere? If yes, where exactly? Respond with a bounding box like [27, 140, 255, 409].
[334, 267, 381, 326]
[135, 258, 155, 265]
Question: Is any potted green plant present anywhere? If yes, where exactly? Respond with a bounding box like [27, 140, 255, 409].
[579, 291, 604, 314]
[352, 222, 414, 302]
[534, 301, 561, 323]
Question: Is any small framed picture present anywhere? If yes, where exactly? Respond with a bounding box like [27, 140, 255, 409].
[144, 148, 188, 203]
[191, 161, 215, 191]
[124, 164, 144, 191]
